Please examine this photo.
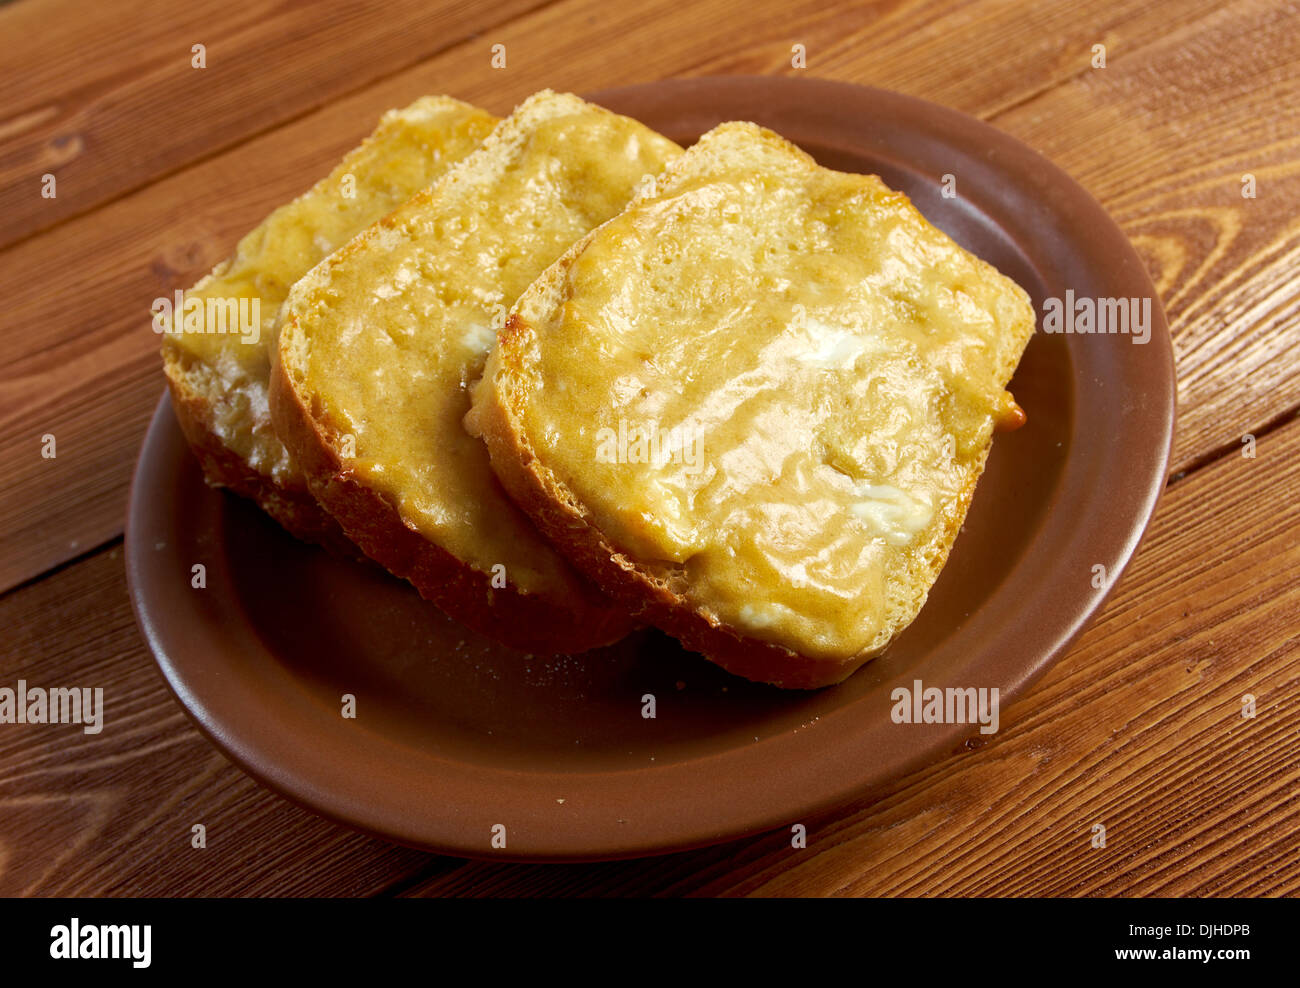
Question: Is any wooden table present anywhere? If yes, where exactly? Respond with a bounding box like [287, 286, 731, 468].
[1, 0, 1296, 897]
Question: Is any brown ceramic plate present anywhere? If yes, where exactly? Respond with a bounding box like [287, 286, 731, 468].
[126, 77, 1175, 861]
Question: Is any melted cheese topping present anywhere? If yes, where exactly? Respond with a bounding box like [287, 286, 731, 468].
[282, 91, 682, 593]
[162, 97, 499, 480]
[505, 123, 1035, 660]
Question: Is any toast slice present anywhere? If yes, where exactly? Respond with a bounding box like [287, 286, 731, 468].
[269, 91, 682, 653]
[467, 122, 1036, 688]
[160, 96, 498, 550]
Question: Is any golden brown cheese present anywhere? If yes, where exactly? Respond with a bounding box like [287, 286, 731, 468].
[479, 122, 1035, 662]
[161, 96, 498, 482]
[276, 90, 682, 594]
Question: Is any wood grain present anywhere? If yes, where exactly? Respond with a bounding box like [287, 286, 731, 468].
[0, 543, 447, 897]
[0, 0, 547, 248]
[0, 0, 1291, 595]
[982, 0, 1300, 472]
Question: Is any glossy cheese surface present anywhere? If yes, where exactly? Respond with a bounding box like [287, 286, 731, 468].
[162, 96, 499, 480]
[505, 123, 1036, 660]
[280, 91, 682, 593]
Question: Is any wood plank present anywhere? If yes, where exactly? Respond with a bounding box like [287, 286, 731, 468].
[0, 542, 445, 896]
[398, 414, 1300, 896]
[0, 0, 1255, 592]
[697, 0, 1228, 117]
[982, 0, 1300, 470]
[0, 0, 547, 248]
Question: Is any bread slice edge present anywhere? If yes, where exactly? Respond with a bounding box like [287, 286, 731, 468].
[269, 300, 638, 655]
[162, 344, 358, 554]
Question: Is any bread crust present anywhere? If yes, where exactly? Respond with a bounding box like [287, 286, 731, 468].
[267, 336, 636, 655]
[162, 353, 360, 556]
